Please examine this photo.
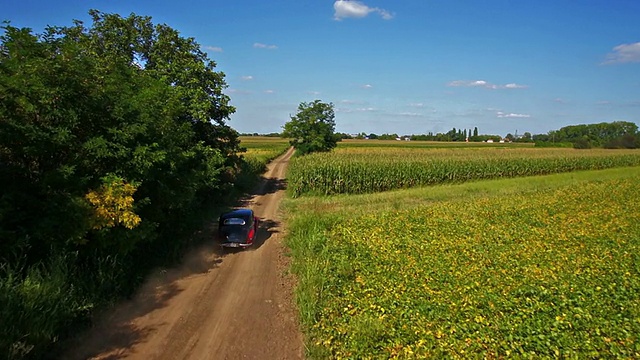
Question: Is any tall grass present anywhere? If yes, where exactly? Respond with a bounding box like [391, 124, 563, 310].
[288, 148, 640, 196]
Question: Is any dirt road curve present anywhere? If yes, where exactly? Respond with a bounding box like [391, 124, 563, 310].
[65, 147, 304, 360]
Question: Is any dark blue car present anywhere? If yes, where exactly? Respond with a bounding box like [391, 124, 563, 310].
[218, 209, 259, 248]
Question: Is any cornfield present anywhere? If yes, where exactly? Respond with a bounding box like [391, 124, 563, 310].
[288, 147, 640, 196]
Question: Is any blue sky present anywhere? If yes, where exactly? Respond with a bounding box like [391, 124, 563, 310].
[3, 0, 640, 136]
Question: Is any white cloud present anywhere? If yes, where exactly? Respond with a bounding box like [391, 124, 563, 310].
[603, 42, 640, 64]
[264, 90, 275, 94]
[448, 80, 528, 90]
[307, 91, 321, 95]
[398, 112, 423, 117]
[241, 75, 254, 81]
[253, 42, 278, 50]
[497, 111, 531, 118]
[362, 84, 373, 89]
[333, 0, 394, 20]
[408, 102, 424, 107]
[227, 88, 252, 95]
[204, 46, 223, 52]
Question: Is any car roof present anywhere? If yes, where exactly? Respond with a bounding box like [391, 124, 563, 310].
[220, 208, 253, 220]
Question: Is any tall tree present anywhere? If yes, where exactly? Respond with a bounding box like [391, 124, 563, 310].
[282, 100, 338, 155]
[0, 11, 240, 264]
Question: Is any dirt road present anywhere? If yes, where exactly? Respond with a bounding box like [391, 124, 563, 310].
[66, 147, 304, 360]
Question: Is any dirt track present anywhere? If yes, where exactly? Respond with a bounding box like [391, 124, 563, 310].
[65, 147, 304, 360]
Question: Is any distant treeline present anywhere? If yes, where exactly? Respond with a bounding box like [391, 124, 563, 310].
[246, 121, 639, 148]
[532, 121, 639, 148]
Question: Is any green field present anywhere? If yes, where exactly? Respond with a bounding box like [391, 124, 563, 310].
[288, 144, 640, 196]
[284, 143, 640, 359]
[240, 136, 290, 163]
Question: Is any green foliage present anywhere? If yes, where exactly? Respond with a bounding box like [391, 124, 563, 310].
[539, 121, 639, 146]
[0, 253, 91, 359]
[604, 134, 639, 149]
[285, 172, 640, 358]
[0, 11, 241, 357]
[573, 137, 592, 149]
[282, 100, 338, 155]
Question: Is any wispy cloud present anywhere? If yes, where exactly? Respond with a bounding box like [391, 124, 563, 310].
[227, 89, 252, 95]
[448, 80, 528, 90]
[333, 0, 393, 21]
[307, 91, 321, 96]
[398, 112, 423, 117]
[497, 111, 531, 118]
[408, 102, 424, 108]
[241, 75, 254, 81]
[337, 106, 378, 113]
[602, 42, 640, 64]
[253, 42, 278, 50]
[361, 84, 373, 89]
[264, 89, 275, 94]
[204, 46, 223, 52]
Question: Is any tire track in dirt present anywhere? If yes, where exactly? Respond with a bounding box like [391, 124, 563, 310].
[65, 147, 303, 360]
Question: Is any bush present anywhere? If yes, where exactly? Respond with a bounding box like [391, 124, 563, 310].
[604, 134, 639, 149]
[573, 137, 592, 149]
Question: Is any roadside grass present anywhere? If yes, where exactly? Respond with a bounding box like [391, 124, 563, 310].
[284, 166, 640, 358]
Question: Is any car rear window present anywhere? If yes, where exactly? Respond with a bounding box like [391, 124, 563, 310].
[223, 218, 246, 226]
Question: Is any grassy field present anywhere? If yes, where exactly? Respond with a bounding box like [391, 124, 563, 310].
[284, 142, 640, 358]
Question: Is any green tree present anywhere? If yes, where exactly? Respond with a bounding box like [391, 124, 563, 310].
[0, 11, 241, 356]
[282, 100, 338, 155]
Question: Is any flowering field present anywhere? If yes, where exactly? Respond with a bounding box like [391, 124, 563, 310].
[287, 146, 640, 196]
[285, 167, 640, 358]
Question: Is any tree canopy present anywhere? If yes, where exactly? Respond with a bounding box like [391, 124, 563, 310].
[533, 121, 638, 148]
[282, 100, 338, 155]
[0, 11, 242, 356]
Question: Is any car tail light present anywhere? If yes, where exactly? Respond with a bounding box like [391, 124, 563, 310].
[247, 227, 255, 244]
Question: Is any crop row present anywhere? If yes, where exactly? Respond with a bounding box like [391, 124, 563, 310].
[288, 148, 640, 196]
[307, 178, 640, 358]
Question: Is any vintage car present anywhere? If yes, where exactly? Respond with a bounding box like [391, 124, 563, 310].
[218, 209, 259, 248]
